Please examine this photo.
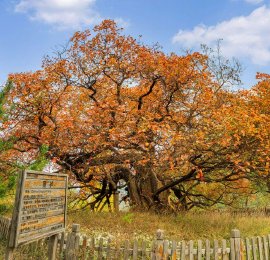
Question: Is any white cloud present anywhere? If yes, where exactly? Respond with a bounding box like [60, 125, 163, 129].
[173, 6, 270, 65]
[114, 18, 130, 29]
[15, 0, 101, 29]
[244, 0, 264, 4]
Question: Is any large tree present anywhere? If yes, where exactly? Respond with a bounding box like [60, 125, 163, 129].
[1, 20, 269, 211]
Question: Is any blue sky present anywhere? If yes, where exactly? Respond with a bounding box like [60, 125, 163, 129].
[1, 0, 270, 87]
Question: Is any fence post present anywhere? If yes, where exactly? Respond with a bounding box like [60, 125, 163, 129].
[48, 234, 58, 260]
[230, 229, 241, 260]
[65, 224, 81, 260]
[151, 229, 164, 260]
[5, 218, 14, 260]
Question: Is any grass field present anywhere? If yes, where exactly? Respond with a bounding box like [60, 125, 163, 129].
[1, 210, 270, 258]
[2, 192, 270, 258]
[1, 201, 270, 242]
[68, 210, 270, 242]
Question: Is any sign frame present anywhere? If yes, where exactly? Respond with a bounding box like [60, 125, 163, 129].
[8, 170, 68, 248]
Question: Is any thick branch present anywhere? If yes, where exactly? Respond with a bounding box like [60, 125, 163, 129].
[138, 78, 159, 110]
[152, 168, 197, 202]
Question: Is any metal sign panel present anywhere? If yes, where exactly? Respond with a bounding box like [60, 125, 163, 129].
[8, 170, 68, 247]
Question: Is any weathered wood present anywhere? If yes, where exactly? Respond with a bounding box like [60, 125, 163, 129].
[189, 240, 194, 260]
[257, 236, 263, 260]
[163, 240, 169, 259]
[59, 232, 65, 257]
[65, 224, 80, 260]
[124, 239, 130, 260]
[214, 239, 219, 260]
[197, 240, 202, 260]
[230, 229, 241, 260]
[48, 234, 58, 260]
[141, 240, 147, 260]
[24, 178, 66, 189]
[8, 170, 25, 249]
[222, 239, 228, 260]
[74, 225, 80, 254]
[132, 239, 138, 259]
[263, 235, 268, 260]
[88, 237, 95, 260]
[245, 238, 251, 260]
[181, 241, 186, 260]
[251, 237, 258, 260]
[5, 171, 24, 260]
[205, 239, 210, 260]
[8, 170, 68, 249]
[65, 232, 72, 260]
[154, 229, 164, 260]
[230, 238, 235, 260]
[171, 240, 177, 260]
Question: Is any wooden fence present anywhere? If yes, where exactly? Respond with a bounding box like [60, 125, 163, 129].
[1, 215, 270, 259]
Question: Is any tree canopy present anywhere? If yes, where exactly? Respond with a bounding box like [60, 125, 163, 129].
[1, 20, 270, 212]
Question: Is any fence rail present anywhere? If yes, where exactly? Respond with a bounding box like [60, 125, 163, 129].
[1, 215, 270, 259]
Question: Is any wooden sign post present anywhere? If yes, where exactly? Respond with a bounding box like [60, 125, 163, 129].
[6, 170, 68, 260]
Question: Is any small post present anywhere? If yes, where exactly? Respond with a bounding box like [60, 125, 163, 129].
[114, 191, 120, 213]
[152, 229, 164, 260]
[65, 224, 80, 260]
[48, 234, 58, 260]
[73, 224, 80, 258]
[5, 219, 14, 260]
[230, 229, 241, 260]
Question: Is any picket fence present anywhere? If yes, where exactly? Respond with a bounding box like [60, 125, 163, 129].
[1, 215, 270, 259]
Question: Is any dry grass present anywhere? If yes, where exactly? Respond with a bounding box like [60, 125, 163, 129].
[0, 193, 15, 217]
[0, 240, 5, 259]
[68, 210, 270, 243]
[0, 239, 48, 260]
[2, 193, 270, 244]
[1, 210, 270, 258]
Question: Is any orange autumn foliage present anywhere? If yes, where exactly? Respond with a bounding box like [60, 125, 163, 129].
[1, 20, 270, 211]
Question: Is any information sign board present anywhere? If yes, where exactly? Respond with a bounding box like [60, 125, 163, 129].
[8, 170, 68, 248]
